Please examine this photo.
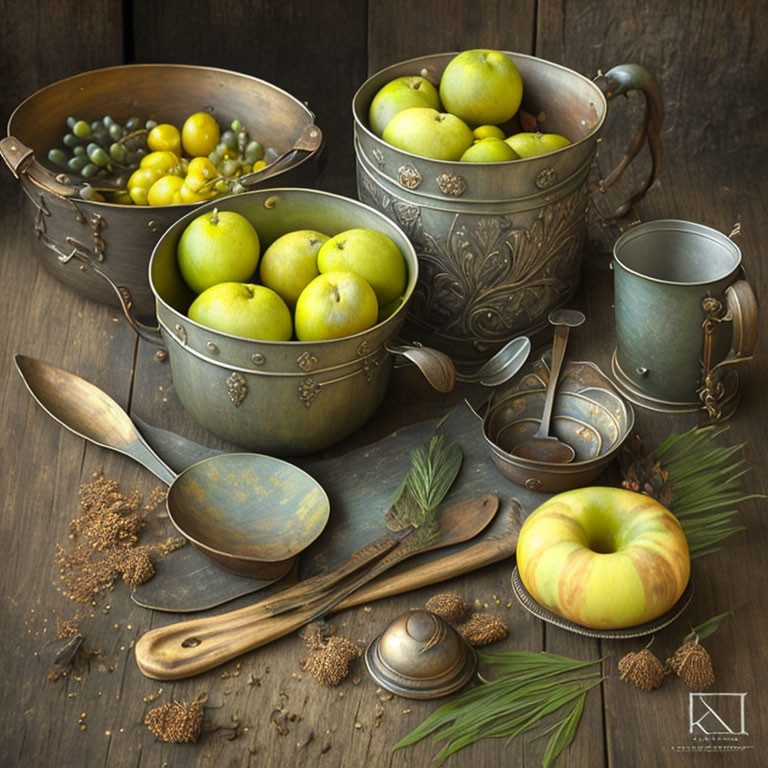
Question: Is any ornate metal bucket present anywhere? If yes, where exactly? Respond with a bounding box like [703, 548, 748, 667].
[353, 52, 662, 362]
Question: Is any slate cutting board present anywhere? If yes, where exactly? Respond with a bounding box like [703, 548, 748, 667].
[131, 402, 551, 612]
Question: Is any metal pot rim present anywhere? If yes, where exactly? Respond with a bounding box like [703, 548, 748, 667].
[7, 62, 318, 211]
[352, 50, 608, 168]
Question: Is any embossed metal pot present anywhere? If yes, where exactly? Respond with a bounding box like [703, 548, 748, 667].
[353, 53, 662, 362]
[146, 188, 453, 456]
[1, 64, 322, 319]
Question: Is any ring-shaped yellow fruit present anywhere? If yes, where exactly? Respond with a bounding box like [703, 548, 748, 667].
[515, 487, 690, 630]
[182, 112, 221, 157]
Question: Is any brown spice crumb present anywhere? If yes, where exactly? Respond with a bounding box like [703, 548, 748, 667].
[300, 623, 362, 687]
[618, 648, 666, 691]
[425, 593, 470, 625]
[144, 694, 206, 743]
[458, 613, 510, 647]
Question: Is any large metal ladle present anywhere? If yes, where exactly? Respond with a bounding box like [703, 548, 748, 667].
[13, 355, 330, 579]
[510, 309, 586, 464]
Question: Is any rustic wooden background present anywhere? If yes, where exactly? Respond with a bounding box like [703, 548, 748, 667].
[2, 1, 767, 767]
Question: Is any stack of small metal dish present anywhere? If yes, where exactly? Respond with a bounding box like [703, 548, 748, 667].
[474, 355, 635, 492]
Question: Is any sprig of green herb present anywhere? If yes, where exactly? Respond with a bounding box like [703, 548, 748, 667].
[391, 651, 602, 766]
[385, 433, 462, 547]
[683, 610, 733, 644]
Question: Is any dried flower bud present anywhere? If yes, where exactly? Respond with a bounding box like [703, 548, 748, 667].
[618, 648, 666, 691]
[303, 636, 362, 687]
[425, 593, 470, 625]
[458, 613, 509, 647]
[666, 640, 715, 689]
[144, 695, 206, 743]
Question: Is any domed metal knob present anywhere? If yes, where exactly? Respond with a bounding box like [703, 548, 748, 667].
[365, 610, 477, 699]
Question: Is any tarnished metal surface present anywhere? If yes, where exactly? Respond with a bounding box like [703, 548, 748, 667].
[3, 64, 323, 318]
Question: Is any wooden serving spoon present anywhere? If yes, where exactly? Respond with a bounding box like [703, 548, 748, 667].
[134, 494, 499, 680]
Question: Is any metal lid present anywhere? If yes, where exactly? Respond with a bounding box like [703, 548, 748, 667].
[365, 610, 477, 699]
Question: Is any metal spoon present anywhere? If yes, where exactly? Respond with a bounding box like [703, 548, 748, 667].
[510, 309, 586, 463]
[454, 336, 532, 387]
[13, 355, 329, 578]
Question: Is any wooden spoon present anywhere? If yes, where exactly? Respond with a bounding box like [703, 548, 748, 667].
[134, 494, 498, 680]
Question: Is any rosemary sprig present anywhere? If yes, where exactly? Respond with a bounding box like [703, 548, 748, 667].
[621, 425, 762, 558]
[385, 433, 463, 547]
[391, 651, 602, 767]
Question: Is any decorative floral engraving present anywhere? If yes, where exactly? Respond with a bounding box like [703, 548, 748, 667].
[372, 147, 385, 169]
[226, 372, 248, 408]
[356, 340, 370, 357]
[297, 351, 319, 372]
[436, 173, 467, 197]
[298, 377, 320, 408]
[362, 348, 386, 383]
[409, 186, 589, 347]
[90, 213, 106, 261]
[536, 168, 558, 189]
[398, 164, 422, 190]
[32, 194, 50, 239]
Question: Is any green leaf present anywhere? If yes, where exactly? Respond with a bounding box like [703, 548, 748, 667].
[684, 610, 733, 643]
[542, 693, 587, 768]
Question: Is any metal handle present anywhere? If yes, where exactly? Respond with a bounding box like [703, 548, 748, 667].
[238, 123, 323, 189]
[386, 343, 455, 392]
[713, 280, 759, 370]
[56, 246, 164, 348]
[0, 136, 78, 197]
[537, 325, 569, 438]
[595, 63, 663, 219]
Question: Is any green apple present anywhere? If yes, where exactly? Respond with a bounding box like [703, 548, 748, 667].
[382, 107, 473, 161]
[368, 76, 441, 137]
[317, 228, 406, 306]
[258, 229, 329, 307]
[177, 208, 261, 294]
[505, 131, 571, 158]
[188, 282, 292, 341]
[294, 272, 378, 341]
[460, 137, 520, 163]
[439, 49, 523, 125]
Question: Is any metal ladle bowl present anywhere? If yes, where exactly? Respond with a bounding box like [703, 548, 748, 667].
[14, 355, 330, 578]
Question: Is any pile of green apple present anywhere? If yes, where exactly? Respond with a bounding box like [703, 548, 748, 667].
[369, 49, 570, 162]
[176, 208, 407, 342]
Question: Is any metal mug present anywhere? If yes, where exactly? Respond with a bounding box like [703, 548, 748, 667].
[611, 220, 759, 421]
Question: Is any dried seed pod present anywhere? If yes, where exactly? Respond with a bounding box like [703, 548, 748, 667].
[425, 593, 470, 625]
[303, 636, 362, 687]
[144, 694, 206, 743]
[618, 648, 666, 691]
[458, 613, 509, 647]
[666, 640, 715, 689]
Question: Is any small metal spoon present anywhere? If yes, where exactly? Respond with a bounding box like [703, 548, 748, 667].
[510, 309, 586, 464]
[454, 336, 532, 387]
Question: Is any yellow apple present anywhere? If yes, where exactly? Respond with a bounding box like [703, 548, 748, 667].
[294, 272, 378, 341]
[439, 49, 523, 125]
[382, 107, 473, 161]
[473, 124, 506, 141]
[188, 282, 292, 341]
[505, 131, 571, 158]
[516, 487, 690, 629]
[259, 229, 329, 307]
[177, 209, 261, 294]
[368, 76, 441, 137]
[317, 228, 406, 306]
[460, 137, 520, 163]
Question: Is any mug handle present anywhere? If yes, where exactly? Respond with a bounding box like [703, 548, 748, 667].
[0, 136, 78, 197]
[594, 64, 663, 220]
[698, 279, 759, 420]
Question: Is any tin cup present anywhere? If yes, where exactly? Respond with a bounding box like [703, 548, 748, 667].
[611, 220, 758, 421]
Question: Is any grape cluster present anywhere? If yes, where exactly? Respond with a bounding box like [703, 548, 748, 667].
[46, 115, 275, 205]
[47, 116, 153, 202]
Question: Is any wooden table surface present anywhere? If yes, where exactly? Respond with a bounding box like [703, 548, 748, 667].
[2, 2, 767, 766]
